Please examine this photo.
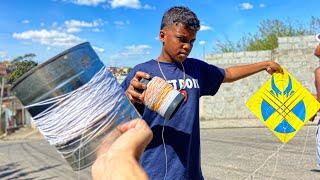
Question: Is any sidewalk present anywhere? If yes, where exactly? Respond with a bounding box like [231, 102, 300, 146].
[0, 127, 43, 141]
[2, 117, 318, 140]
[200, 116, 320, 129]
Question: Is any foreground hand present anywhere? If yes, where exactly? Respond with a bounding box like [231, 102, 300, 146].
[265, 61, 283, 75]
[126, 71, 150, 104]
[92, 119, 153, 180]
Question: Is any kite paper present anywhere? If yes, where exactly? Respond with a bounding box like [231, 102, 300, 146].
[247, 68, 320, 143]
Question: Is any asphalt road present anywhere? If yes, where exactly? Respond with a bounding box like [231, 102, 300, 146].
[201, 126, 320, 180]
[0, 126, 319, 180]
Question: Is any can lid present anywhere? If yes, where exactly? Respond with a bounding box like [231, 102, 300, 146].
[138, 78, 152, 94]
[140, 78, 150, 86]
[12, 42, 91, 90]
[163, 93, 184, 120]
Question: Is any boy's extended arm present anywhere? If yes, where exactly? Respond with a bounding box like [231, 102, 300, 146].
[223, 60, 283, 83]
[311, 64, 320, 122]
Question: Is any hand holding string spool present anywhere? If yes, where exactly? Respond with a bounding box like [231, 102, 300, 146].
[140, 76, 184, 120]
[12, 42, 140, 171]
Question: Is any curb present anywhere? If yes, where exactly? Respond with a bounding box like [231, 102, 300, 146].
[0, 133, 7, 139]
[0, 129, 41, 141]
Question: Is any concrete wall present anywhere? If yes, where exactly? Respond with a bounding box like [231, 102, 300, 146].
[200, 35, 319, 127]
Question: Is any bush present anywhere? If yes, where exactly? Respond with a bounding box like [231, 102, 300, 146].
[215, 17, 320, 52]
[7, 53, 38, 84]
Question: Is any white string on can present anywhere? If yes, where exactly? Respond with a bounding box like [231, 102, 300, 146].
[25, 66, 140, 170]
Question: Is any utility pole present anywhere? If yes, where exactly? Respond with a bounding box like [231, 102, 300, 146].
[199, 40, 206, 62]
[0, 77, 4, 134]
[0, 63, 7, 134]
[202, 44, 206, 61]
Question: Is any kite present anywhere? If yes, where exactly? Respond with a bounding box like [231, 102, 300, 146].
[247, 68, 320, 143]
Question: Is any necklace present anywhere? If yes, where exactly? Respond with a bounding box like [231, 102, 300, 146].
[157, 59, 188, 102]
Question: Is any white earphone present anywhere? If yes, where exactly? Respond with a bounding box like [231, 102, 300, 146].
[316, 33, 320, 42]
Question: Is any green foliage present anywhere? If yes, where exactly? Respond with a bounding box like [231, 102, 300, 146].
[7, 53, 38, 84]
[11, 53, 36, 63]
[215, 17, 320, 52]
[127, 67, 133, 73]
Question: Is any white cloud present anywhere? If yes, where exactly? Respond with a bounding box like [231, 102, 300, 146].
[199, 41, 206, 45]
[69, 0, 106, 6]
[66, 27, 82, 33]
[22, 20, 30, 24]
[12, 29, 84, 47]
[40, 22, 45, 27]
[110, 44, 152, 62]
[93, 46, 105, 53]
[52, 22, 58, 27]
[113, 20, 130, 26]
[143, 4, 156, 10]
[92, 28, 102, 32]
[121, 44, 151, 56]
[64, 19, 104, 33]
[239, 2, 253, 10]
[0, 51, 7, 59]
[109, 0, 154, 9]
[65, 19, 102, 28]
[259, 3, 266, 8]
[200, 25, 212, 31]
[110, 0, 140, 9]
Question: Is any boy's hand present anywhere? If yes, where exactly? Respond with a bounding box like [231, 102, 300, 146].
[310, 94, 319, 122]
[265, 61, 283, 75]
[126, 71, 150, 104]
[310, 114, 317, 122]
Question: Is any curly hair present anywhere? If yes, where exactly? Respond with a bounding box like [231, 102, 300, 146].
[160, 6, 200, 31]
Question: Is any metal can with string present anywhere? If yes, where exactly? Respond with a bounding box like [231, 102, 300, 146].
[12, 42, 140, 171]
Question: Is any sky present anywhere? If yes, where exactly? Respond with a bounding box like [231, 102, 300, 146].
[0, 0, 319, 67]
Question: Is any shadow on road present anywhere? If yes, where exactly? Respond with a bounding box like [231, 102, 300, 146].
[0, 162, 61, 179]
[310, 168, 320, 172]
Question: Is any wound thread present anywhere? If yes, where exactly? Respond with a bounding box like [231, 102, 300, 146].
[142, 76, 184, 120]
[24, 66, 140, 170]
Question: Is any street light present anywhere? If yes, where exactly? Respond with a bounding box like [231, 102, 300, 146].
[199, 40, 206, 61]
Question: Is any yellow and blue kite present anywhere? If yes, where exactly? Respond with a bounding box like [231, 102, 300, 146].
[247, 68, 320, 143]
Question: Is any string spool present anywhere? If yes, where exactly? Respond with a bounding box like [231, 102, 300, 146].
[140, 76, 184, 120]
[12, 42, 140, 171]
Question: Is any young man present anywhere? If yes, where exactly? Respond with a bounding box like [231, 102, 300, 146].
[121, 6, 282, 179]
[312, 42, 320, 170]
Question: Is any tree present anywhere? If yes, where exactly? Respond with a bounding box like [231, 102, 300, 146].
[7, 53, 38, 84]
[127, 67, 133, 73]
[215, 17, 320, 52]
